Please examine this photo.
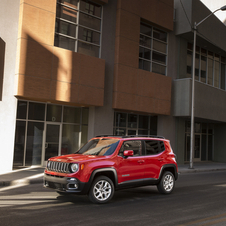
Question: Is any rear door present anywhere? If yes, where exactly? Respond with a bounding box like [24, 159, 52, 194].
[117, 140, 145, 184]
[143, 140, 166, 179]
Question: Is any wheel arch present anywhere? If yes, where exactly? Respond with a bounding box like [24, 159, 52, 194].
[159, 164, 178, 182]
[88, 168, 118, 191]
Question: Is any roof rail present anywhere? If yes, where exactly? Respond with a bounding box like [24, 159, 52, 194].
[121, 135, 165, 139]
[95, 135, 165, 139]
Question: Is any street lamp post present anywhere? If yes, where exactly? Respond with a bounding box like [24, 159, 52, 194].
[189, 5, 226, 169]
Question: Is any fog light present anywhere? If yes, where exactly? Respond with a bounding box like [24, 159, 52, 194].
[74, 184, 78, 189]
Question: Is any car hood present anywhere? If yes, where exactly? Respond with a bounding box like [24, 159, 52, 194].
[48, 154, 104, 163]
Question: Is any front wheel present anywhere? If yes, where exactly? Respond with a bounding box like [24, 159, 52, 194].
[88, 176, 114, 204]
[157, 171, 175, 194]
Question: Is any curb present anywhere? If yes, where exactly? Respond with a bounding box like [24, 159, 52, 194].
[178, 168, 226, 174]
[0, 178, 43, 187]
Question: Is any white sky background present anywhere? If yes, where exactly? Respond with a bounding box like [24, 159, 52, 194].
[200, 0, 226, 24]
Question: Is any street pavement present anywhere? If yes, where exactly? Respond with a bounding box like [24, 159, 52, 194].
[1, 162, 226, 187]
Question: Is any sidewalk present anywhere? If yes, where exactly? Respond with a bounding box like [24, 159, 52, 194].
[1, 162, 226, 187]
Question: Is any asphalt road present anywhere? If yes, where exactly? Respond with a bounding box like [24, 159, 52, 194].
[0, 171, 226, 226]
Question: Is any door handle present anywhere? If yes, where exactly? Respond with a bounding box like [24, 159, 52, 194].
[158, 158, 164, 161]
[138, 160, 144, 164]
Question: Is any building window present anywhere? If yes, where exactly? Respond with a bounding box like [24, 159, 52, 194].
[13, 101, 89, 168]
[55, 0, 102, 58]
[113, 112, 157, 136]
[186, 43, 226, 90]
[139, 22, 168, 75]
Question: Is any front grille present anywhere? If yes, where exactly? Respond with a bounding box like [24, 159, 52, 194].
[47, 161, 69, 173]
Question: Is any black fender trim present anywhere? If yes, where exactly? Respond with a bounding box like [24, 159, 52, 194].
[158, 164, 178, 181]
[85, 167, 118, 193]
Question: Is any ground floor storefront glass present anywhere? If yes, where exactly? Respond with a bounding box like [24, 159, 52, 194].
[184, 122, 213, 162]
[13, 100, 89, 167]
[113, 112, 157, 136]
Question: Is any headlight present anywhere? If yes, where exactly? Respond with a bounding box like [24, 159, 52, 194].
[47, 161, 51, 169]
[70, 163, 79, 173]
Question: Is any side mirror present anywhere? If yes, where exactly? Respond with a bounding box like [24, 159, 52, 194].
[123, 150, 134, 157]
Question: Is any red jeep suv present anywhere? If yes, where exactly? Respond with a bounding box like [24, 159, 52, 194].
[44, 135, 178, 204]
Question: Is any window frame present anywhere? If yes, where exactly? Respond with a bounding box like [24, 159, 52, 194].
[139, 22, 168, 76]
[55, 0, 102, 58]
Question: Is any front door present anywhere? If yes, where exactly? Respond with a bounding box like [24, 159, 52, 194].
[42, 123, 61, 165]
[185, 134, 201, 162]
[117, 140, 145, 184]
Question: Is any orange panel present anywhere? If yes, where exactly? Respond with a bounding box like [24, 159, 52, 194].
[20, 3, 55, 45]
[18, 39, 53, 79]
[115, 36, 139, 67]
[115, 9, 140, 42]
[17, 74, 51, 99]
[20, 0, 57, 13]
[77, 85, 104, 106]
[113, 64, 138, 94]
[52, 47, 80, 84]
[78, 54, 105, 89]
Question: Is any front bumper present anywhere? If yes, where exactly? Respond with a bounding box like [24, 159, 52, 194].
[43, 173, 89, 195]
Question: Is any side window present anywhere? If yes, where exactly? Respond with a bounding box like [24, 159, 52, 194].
[145, 140, 165, 155]
[118, 140, 142, 157]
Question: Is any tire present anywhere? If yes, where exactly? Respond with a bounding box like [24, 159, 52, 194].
[157, 171, 175, 194]
[88, 176, 114, 204]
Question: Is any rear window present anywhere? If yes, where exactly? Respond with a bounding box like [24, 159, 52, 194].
[145, 140, 165, 155]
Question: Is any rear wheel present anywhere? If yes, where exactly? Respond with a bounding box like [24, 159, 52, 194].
[157, 171, 175, 194]
[88, 176, 114, 204]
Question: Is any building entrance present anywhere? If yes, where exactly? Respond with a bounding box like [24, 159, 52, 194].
[185, 134, 201, 162]
[13, 100, 89, 168]
[42, 123, 62, 165]
[185, 122, 213, 162]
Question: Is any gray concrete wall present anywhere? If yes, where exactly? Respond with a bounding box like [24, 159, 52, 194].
[0, 0, 20, 173]
[88, 0, 117, 139]
[173, 79, 226, 123]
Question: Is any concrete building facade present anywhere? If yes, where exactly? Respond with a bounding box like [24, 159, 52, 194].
[1, 0, 226, 173]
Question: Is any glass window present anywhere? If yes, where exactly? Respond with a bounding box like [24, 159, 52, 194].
[214, 60, 220, 88]
[145, 140, 165, 155]
[150, 116, 157, 135]
[55, 0, 102, 57]
[208, 58, 213, 86]
[139, 22, 168, 75]
[120, 140, 142, 156]
[17, 101, 27, 119]
[25, 122, 44, 166]
[221, 63, 226, 90]
[46, 105, 62, 122]
[128, 114, 137, 128]
[82, 108, 89, 124]
[115, 112, 127, 127]
[28, 102, 45, 121]
[114, 112, 157, 136]
[186, 50, 192, 78]
[139, 115, 149, 129]
[201, 56, 207, 83]
[62, 124, 80, 155]
[153, 28, 167, 42]
[13, 121, 26, 166]
[63, 106, 81, 123]
[80, 0, 101, 17]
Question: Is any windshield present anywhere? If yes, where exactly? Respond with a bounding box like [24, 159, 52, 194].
[77, 139, 120, 156]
